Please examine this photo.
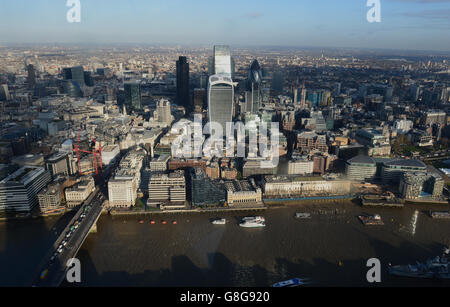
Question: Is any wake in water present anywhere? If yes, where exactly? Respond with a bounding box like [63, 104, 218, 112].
[399, 210, 419, 235]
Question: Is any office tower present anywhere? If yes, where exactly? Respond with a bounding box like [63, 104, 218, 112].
[190, 168, 226, 207]
[46, 152, 70, 179]
[63, 80, 83, 98]
[209, 45, 233, 77]
[194, 88, 206, 113]
[62, 68, 72, 80]
[271, 71, 284, 93]
[207, 75, 234, 134]
[176, 56, 190, 111]
[124, 82, 142, 111]
[245, 59, 263, 114]
[147, 171, 186, 208]
[27, 64, 36, 89]
[84, 71, 94, 86]
[70, 66, 85, 86]
[0, 166, 51, 213]
[0, 84, 11, 101]
[155, 98, 172, 125]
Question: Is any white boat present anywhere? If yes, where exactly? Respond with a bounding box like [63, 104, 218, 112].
[240, 217, 265, 228]
[295, 213, 311, 219]
[212, 218, 226, 225]
[242, 216, 265, 222]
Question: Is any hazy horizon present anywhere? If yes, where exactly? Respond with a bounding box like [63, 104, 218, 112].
[0, 0, 449, 52]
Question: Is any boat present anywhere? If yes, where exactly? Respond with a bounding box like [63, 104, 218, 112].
[212, 218, 226, 225]
[389, 247, 450, 279]
[242, 216, 265, 222]
[429, 211, 450, 219]
[139, 220, 144, 224]
[172, 220, 177, 225]
[240, 217, 265, 228]
[358, 214, 384, 226]
[272, 278, 310, 287]
[150, 220, 156, 225]
[161, 220, 167, 225]
[295, 213, 311, 219]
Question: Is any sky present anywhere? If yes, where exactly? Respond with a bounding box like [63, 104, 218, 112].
[0, 0, 449, 51]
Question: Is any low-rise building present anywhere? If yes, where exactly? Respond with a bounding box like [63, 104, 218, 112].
[38, 183, 62, 213]
[263, 175, 352, 198]
[150, 154, 170, 172]
[225, 179, 263, 208]
[288, 158, 314, 175]
[65, 176, 95, 208]
[345, 155, 377, 182]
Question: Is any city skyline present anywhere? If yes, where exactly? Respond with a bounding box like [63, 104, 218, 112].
[0, 0, 449, 52]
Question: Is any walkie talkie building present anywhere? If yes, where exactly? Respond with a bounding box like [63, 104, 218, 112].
[207, 74, 234, 135]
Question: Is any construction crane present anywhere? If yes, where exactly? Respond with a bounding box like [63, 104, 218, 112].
[73, 129, 103, 176]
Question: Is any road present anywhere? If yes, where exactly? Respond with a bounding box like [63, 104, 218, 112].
[32, 188, 104, 287]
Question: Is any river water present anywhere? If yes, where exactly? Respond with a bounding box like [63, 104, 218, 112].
[2, 201, 450, 287]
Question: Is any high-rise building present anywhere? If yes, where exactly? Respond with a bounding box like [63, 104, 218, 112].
[209, 45, 233, 77]
[176, 56, 190, 111]
[70, 66, 85, 87]
[207, 75, 234, 134]
[0, 84, 11, 101]
[245, 59, 263, 114]
[155, 98, 172, 126]
[27, 64, 36, 89]
[193, 88, 206, 113]
[124, 82, 142, 111]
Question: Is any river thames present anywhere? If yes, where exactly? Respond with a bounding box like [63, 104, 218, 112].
[2, 201, 450, 287]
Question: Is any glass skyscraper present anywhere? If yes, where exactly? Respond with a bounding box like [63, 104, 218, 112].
[208, 75, 234, 134]
[209, 45, 234, 78]
[70, 66, 85, 87]
[245, 59, 263, 114]
[176, 56, 190, 111]
[124, 82, 142, 111]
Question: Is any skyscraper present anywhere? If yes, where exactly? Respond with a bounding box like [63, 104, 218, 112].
[176, 56, 190, 111]
[245, 59, 263, 114]
[155, 98, 172, 126]
[209, 45, 233, 77]
[124, 82, 142, 111]
[27, 64, 36, 89]
[208, 75, 234, 134]
[70, 66, 85, 87]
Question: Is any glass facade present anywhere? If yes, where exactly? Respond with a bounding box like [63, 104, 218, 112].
[190, 168, 226, 207]
[208, 75, 234, 134]
[213, 45, 232, 76]
[124, 82, 142, 111]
